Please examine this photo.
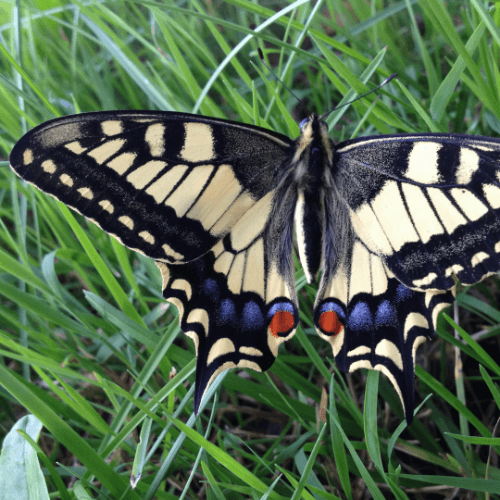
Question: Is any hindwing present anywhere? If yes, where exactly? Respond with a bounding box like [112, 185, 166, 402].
[157, 230, 298, 411]
[314, 237, 454, 420]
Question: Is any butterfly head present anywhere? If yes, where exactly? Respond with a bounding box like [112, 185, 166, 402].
[298, 113, 327, 134]
[293, 114, 333, 173]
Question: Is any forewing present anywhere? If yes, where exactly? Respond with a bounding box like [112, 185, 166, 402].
[10, 111, 291, 263]
[336, 133, 500, 290]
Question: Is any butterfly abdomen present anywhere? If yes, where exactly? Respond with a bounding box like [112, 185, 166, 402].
[294, 189, 323, 283]
[291, 115, 336, 283]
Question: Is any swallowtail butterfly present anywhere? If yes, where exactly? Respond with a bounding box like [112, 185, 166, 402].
[10, 110, 500, 422]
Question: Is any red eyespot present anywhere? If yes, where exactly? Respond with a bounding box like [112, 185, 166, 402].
[269, 311, 295, 338]
[319, 310, 343, 336]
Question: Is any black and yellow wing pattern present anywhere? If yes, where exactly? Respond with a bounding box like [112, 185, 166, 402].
[10, 111, 500, 421]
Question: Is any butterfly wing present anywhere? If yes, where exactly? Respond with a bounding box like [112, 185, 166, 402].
[10, 111, 299, 412]
[316, 133, 500, 421]
[341, 133, 500, 289]
[10, 111, 291, 263]
[157, 232, 298, 412]
[314, 234, 454, 421]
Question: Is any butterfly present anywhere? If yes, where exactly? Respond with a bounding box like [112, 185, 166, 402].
[10, 109, 500, 422]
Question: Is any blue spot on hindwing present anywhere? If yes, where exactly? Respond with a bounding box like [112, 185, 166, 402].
[375, 300, 395, 326]
[202, 278, 219, 301]
[242, 301, 265, 331]
[267, 301, 294, 321]
[218, 299, 237, 325]
[319, 301, 345, 321]
[395, 283, 413, 303]
[349, 301, 372, 331]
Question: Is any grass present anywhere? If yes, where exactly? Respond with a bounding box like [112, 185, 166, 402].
[0, 0, 500, 498]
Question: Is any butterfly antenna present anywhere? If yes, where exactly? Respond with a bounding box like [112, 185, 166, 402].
[320, 73, 397, 120]
[257, 48, 301, 103]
